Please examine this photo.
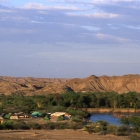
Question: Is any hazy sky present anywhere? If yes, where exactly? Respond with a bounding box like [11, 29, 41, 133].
[0, 0, 140, 78]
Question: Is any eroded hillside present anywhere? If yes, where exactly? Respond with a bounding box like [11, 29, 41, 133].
[0, 77, 70, 95]
[66, 75, 140, 93]
[0, 74, 140, 95]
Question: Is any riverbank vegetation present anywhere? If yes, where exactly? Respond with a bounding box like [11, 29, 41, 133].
[0, 92, 140, 139]
[0, 92, 140, 113]
[1, 118, 140, 140]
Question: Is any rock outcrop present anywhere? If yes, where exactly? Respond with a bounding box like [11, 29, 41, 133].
[0, 74, 140, 95]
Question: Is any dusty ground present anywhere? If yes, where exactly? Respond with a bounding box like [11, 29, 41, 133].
[0, 129, 129, 140]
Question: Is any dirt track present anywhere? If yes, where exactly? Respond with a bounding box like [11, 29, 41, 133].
[0, 130, 129, 140]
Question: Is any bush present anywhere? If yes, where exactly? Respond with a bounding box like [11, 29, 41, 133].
[0, 124, 4, 130]
[57, 116, 64, 121]
[43, 122, 70, 129]
[27, 122, 41, 130]
[84, 123, 96, 134]
[129, 134, 140, 140]
[95, 120, 108, 132]
[46, 106, 66, 113]
[43, 122, 56, 129]
[66, 108, 88, 117]
[3, 120, 14, 129]
[70, 122, 83, 130]
[71, 115, 83, 122]
[115, 125, 132, 136]
[84, 121, 109, 134]
[128, 116, 140, 133]
[12, 120, 30, 130]
[56, 122, 70, 129]
[44, 116, 50, 121]
[107, 124, 118, 134]
[120, 117, 130, 125]
[120, 116, 140, 133]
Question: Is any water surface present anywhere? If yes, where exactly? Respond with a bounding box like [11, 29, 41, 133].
[90, 113, 121, 126]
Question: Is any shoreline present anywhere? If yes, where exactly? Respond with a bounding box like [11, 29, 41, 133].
[85, 108, 140, 114]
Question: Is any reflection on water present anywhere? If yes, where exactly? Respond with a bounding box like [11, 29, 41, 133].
[90, 113, 121, 126]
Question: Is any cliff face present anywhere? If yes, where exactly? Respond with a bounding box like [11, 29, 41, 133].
[0, 74, 140, 95]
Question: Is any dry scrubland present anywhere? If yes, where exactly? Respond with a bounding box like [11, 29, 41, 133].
[0, 74, 140, 95]
[0, 130, 129, 140]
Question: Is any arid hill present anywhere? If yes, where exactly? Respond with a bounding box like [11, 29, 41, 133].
[0, 77, 70, 95]
[66, 74, 140, 93]
[0, 74, 140, 95]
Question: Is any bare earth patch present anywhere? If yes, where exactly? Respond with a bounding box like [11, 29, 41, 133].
[0, 130, 129, 140]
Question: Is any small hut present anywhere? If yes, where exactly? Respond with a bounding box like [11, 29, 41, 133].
[10, 116, 18, 120]
[14, 112, 28, 118]
[0, 116, 4, 124]
[51, 112, 71, 121]
[51, 112, 66, 117]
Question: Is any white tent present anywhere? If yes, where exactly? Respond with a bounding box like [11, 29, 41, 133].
[10, 116, 18, 120]
[51, 112, 66, 117]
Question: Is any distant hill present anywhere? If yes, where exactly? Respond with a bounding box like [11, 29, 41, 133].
[0, 74, 140, 95]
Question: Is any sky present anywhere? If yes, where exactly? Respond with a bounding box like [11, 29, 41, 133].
[0, 0, 140, 78]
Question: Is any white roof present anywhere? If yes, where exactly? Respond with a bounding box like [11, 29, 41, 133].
[51, 112, 66, 117]
[10, 116, 18, 119]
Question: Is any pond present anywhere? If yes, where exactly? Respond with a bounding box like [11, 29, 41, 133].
[89, 113, 121, 126]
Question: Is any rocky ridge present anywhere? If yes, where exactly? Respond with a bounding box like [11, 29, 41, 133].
[0, 74, 140, 95]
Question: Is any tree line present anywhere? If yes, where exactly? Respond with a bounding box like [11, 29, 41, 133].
[0, 92, 140, 113]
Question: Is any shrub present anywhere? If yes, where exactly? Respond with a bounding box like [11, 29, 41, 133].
[43, 122, 70, 129]
[44, 116, 50, 121]
[107, 124, 118, 134]
[84, 124, 96, 134]
[120, 116, 140, 133]
[120, 117, 130, 125]
[0, 124, 4, 130]
[71, 115, 83, 122]
[128, 116, 140, 133]
[56, 122, 70, 129]
[129, 134, 140, 140]
[27, 122, 41, 130]
[46, 106, 66, 113]
[95, 120, 108, 131]
[3, 120, 14, 129]
[12, 120, 30, 130]
[66, 108, 88, 117]
[70, 122, 83, 130]
[43, 122, 55, 129]
[57, 116, 64, 121]
[84, 120, 109, 134]
[115, 125, 132, 136]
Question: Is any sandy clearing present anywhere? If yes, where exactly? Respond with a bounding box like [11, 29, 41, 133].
[0, 129, 129, 140]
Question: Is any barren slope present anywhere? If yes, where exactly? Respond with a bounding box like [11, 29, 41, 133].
[66, 74, 140, 93]
[0, 74, 140, 95]
[0, 76, 71, 95]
